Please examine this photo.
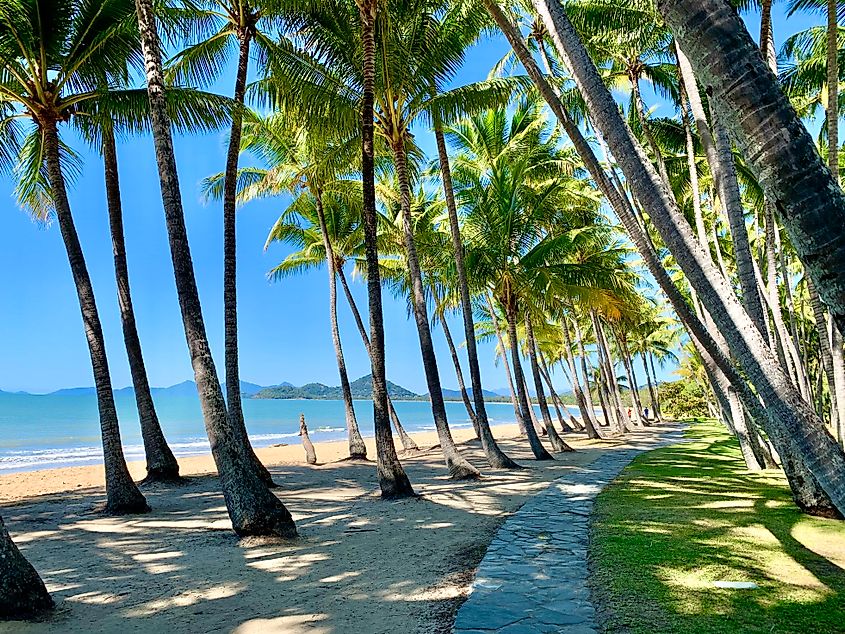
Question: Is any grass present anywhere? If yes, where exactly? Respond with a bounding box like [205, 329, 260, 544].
[589, 420, 845, 633]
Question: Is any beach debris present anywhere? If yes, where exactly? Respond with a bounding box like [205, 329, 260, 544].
[299, 414, 317, 465]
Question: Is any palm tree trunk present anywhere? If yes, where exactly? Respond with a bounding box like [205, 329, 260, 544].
[43, 120, 148, 515]
[503, 300, 554, 460]
[486, 296, 526, 434]
[336, 268, 419, 451]
[710, 103, 769, 340]
[103, 126, 180, 484]
[0, 515, 53, 620]
[134, 0, 297, 534]
[631, 74, 671, 188]
[434, 122, 518, 468]
[315, 191, 367, 460]
[593, 312, 630, 431]
[525, 317, 573, 452]
[354, 0, 415, 498]
[532, 0, 845, 516]
[222, 29, 276, 488]
[538, 351, 576, 432]
[391, 133, 479, 480]
[437, 305, 481, 438]
[643, 353, 661, 422]
[659, 0, 845, 339]
[619, 333, 646, 424]
[561, 318, 601, 438]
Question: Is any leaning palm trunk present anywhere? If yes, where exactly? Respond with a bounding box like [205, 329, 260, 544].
[315, 192, 367, 460]
[503, 301, 554, 460]
[223, 27, 275, 488]
[434, 122, 520, 469]
[529, 0, 845, 516]
[103, 126, 180, 484]
[643, 353, 661, 423]
[659, 0, 845, 338]
[355, 0, 415, 497]
[336, 268, 419, 451]
[486, 294, 526, 434]
[561, 318, 601, 438]
[525, 318, 572, 452]
[538, 351, 576, 432]
[0, 515, 53, 620]
[391, 134, 479, 480]
[44, 122, 148, 515]
[438, 307, 481, 438]
[134, 0, 296, 535]
[489, 1, 833, 510]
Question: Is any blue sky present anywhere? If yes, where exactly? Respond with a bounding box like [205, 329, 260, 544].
[0, 4, 822, 395]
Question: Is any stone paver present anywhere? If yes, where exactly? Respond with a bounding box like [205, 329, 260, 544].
[453, 431, 684, 634]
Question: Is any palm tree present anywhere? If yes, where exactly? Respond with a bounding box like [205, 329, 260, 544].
[530, 0, 845, 515]
[353, 0, 415, 498]
[134, 0, 297, 535]
[657, 0, 845, 341]
[167, 0, 289, 487]
[205, 112, 369, 460]
[0, 0, 149, 515]
[0, 515, 53, 620]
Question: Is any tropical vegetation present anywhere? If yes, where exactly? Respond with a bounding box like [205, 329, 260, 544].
[1, 0, 845, 627]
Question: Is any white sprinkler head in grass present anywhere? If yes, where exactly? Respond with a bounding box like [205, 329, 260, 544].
[712, 581, 759, 589]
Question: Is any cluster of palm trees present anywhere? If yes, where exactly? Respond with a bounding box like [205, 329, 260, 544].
[3, 0, 845, 622]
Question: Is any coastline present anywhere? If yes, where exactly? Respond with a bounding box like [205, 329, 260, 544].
[0, 423, 523, 506]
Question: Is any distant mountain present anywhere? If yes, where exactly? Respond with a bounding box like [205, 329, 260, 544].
[438, 387, 505, 401]
[42, 379, 268, 398]
[253, 374, 420, 400]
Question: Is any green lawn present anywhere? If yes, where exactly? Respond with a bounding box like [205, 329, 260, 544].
[589, 420, 845, 633]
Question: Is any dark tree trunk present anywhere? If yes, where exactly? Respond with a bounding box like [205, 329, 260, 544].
[355, 0, 415, 497]
[561, 318, 601, 438]
[299, 415, 317, 465]
[660, 0, 845, 338]
[44, 121, 148, 515]
[392, 133, 479, 480]
[223, 29, 275, 488]
[525, 317, 573, 452]
[103, 125, 180, 484]
[336, 268, 419, 451]
[134, 0, 296, 535]
[438, 304, 481, 438]
[530, 0, 845, 516]
[315, 191, 367, 459]
[0, 516, 52, 620]
[487, 295, 526, 434]
[503, 301, 554, 460]
[643, 353, 661, 422]
[538, 351, 576, 432]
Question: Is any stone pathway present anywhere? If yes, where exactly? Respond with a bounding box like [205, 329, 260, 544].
[452, 431, 684, 634]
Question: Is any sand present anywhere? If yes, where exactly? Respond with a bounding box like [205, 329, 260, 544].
[0, 424, 670, 633]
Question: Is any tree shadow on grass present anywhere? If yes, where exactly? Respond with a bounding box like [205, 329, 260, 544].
[589, 421, 845, 634]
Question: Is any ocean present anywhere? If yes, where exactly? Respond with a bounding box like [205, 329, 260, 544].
[0, 391, 560, 474]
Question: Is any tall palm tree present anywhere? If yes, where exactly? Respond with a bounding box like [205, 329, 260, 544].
[167, 0, 289, 487]
[0, 515, 53, 619]
[658, 0, 845, 340]
[134, 0, 297, 535]
[0, 0, 149, 515]
[205, 112, 369, 460]
[530, 0, 845, 516]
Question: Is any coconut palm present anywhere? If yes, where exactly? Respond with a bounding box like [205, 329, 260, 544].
[204, 112, 369, 460]
[0, 0, 149, 514]
[657, 0, 845, 341]
[134, 0, 297, 536]
[0, 515, 52, 619]
[528, 0, 845, 515]
[167, 0, 293, 487]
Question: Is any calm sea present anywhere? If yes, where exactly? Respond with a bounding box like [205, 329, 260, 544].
[0, 391, 560, 474]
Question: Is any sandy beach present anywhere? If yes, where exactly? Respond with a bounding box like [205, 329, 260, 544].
[0, 424, 670, 633]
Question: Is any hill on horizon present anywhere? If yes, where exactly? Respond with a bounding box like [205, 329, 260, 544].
[253, 374, 420, 400]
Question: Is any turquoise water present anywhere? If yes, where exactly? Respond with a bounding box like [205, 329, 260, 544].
[0, 391, 557, 473]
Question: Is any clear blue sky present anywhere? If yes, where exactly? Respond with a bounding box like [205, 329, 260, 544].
[0, 4, 820, 395]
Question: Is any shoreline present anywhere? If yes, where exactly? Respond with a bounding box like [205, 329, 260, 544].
[0, 423, 525, 506]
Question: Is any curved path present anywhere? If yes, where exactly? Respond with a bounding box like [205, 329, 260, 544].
[452, 430, 684, 634]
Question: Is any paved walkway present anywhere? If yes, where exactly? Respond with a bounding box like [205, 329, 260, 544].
[452, 432, 683, 634]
